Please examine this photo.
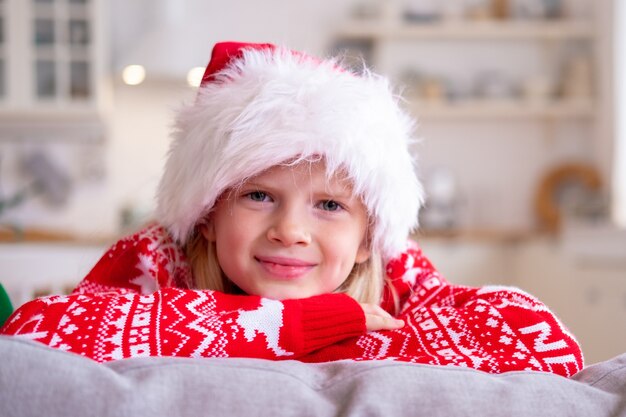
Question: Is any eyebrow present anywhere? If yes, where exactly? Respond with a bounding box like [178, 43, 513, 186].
[241, 181, 270, 190]
[319, 189, 353, 200]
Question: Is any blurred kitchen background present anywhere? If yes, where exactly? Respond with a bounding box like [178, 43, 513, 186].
[0, 0, 624, 364]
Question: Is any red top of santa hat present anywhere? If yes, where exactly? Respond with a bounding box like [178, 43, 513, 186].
[200, 41, 276, 86]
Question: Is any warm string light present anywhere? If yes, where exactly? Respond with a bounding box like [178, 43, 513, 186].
[122, 65, 146, 85]
[187, 67, 205, 87]
[121, 65, 205, 87]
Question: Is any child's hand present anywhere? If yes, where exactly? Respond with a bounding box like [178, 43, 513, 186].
[360, 303, 405, 332]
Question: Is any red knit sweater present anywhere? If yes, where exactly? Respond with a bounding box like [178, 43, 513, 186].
[1, 224, 583, 376]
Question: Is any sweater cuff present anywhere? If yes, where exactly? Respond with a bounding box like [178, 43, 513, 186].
[283, 293, 366, 354]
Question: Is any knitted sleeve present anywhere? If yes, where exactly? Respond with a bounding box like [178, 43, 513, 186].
[0, 225, 366, 362]
[378, 241, 585, 376]
[0, 289, 364, 362]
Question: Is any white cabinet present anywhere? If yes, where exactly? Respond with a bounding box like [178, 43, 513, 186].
[0, 0, 107, 120]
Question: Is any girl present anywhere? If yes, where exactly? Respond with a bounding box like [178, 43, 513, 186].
[1, 42, 583, 376]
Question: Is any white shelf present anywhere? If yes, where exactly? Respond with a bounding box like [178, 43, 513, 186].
[340, 19, 595, 41]
[408, 99, 595, 120]
[336, 18, 597, 121]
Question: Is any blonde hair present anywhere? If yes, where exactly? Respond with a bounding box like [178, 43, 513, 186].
[184, 230, 398, 311]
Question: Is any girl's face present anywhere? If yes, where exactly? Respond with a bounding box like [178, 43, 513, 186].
[201, 161, 371, 300]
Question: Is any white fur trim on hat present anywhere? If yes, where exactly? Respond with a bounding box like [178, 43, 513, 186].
[156, 45, 423, 259]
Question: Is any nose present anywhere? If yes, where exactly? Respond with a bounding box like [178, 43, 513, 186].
[266, 209, 312, 247]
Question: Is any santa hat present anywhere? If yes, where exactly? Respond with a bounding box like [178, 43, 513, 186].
[156, 41, 423, 259]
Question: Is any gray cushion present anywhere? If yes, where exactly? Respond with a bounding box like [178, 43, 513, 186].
[0, 335, 624, 417]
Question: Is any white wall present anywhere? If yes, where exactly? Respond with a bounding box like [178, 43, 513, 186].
[615, 0, 626, 226]
[109, 0, 356, 78]
[104, 80, 194, 232]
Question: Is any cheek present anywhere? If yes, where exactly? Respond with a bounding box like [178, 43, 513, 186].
[215, 221, 247, 255]
[213, 227, 248, 286]
[335, 218, 368, 253]
[213, 211, 259, 265]
[213, 206, 247, 241]
[324, 227, 367, 270]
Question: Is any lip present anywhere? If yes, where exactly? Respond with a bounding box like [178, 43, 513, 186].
[255, 256, 316, 280]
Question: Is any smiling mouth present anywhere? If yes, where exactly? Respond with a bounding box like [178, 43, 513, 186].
[255, 256, 316, 279]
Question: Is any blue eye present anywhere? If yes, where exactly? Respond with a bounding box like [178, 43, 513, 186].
[247, 191, 269, 202]
[320, 200, 342, 211]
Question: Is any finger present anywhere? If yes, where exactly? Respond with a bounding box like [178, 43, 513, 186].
[361, 304, 394, 319]
[366, 314, 405, 332]
[372, 305, 394, 319]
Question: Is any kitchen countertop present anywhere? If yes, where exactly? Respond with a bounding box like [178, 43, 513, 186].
[0, 226, 119, 245]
